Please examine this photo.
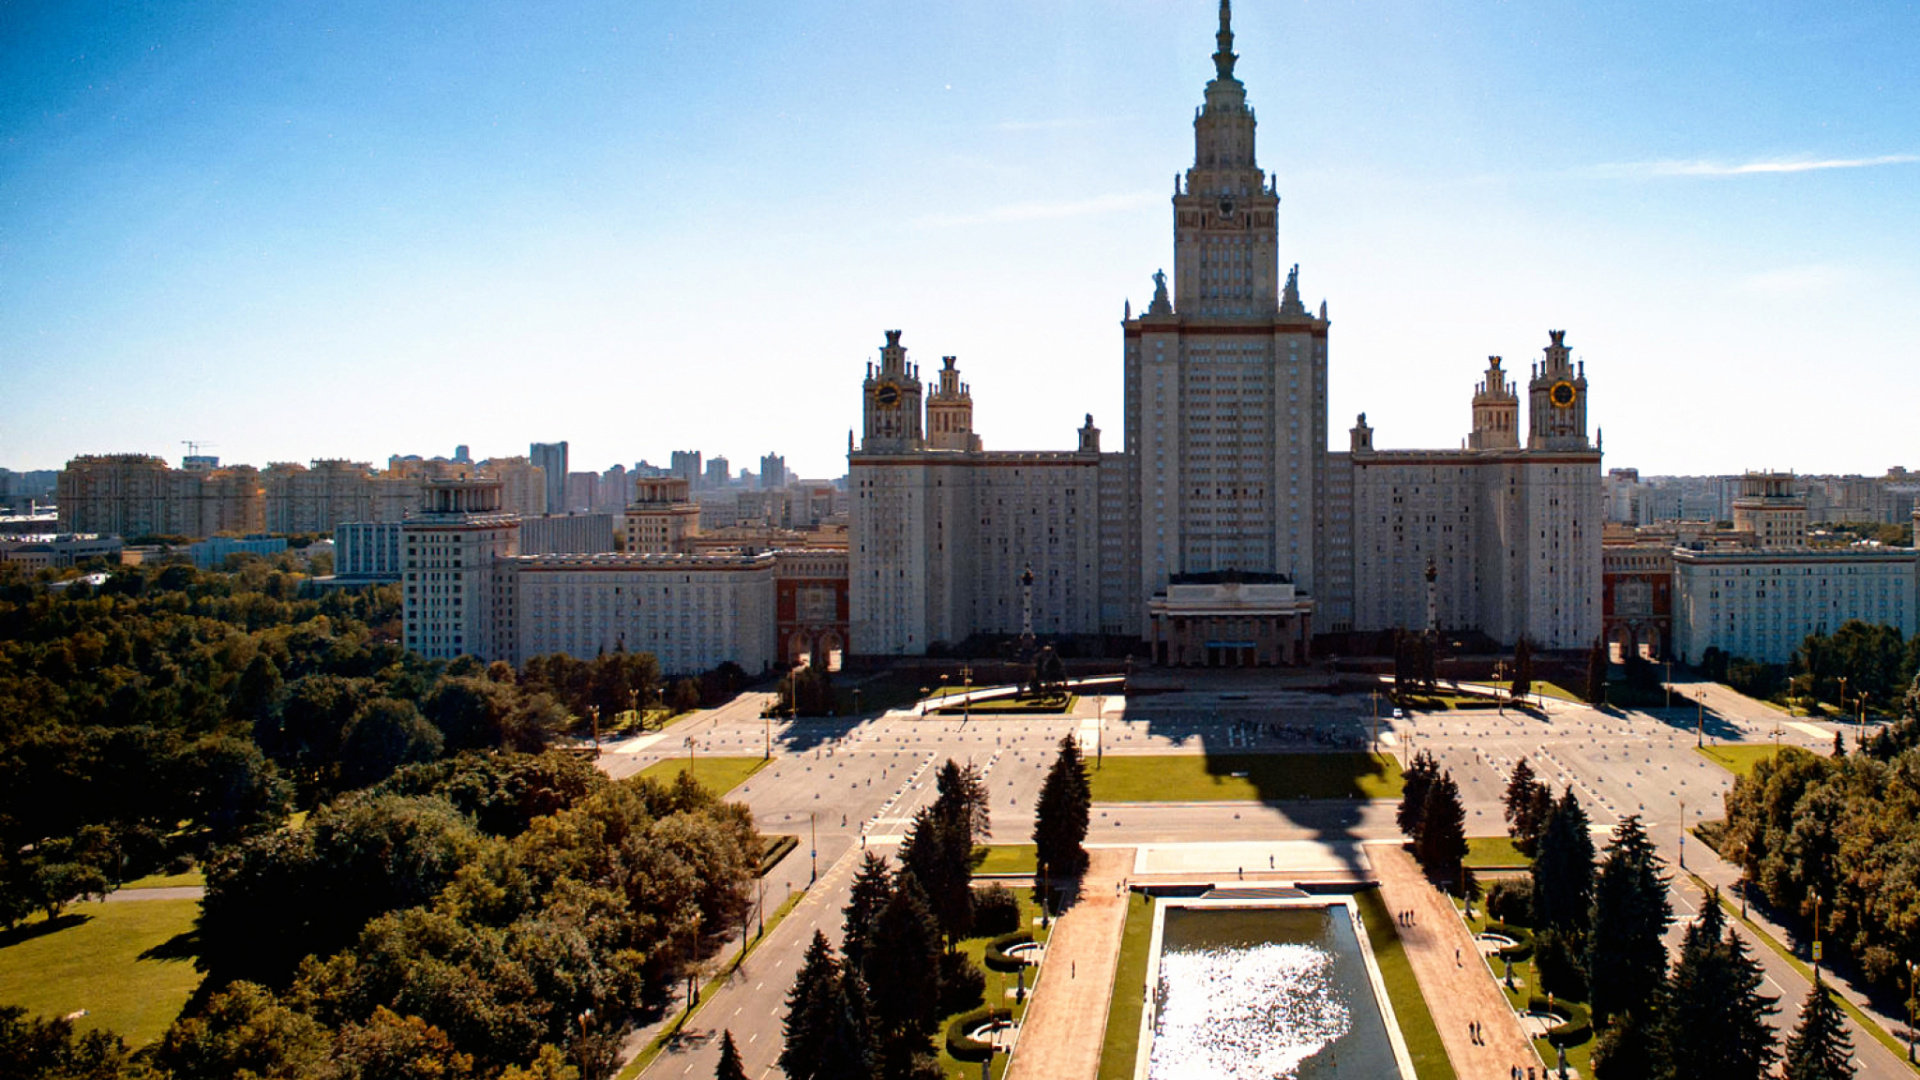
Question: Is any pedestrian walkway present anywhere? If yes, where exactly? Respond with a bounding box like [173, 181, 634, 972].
[1369, 843, 1540, 1079]
[1004, 847, 1134, 1080]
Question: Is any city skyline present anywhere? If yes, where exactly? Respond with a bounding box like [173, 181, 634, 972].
[4, 1, 1917, 478]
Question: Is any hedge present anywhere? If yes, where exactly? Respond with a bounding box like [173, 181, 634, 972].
[983, 930, 1035, 972]
[945, 1005, 1013, 1062]
[756, 834, 798, 878]
[1481, 920, 1534, 963]
[1526, 994, 1593, 1047]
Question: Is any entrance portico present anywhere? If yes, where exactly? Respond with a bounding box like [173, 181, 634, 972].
[1147, 572, 1315, 666]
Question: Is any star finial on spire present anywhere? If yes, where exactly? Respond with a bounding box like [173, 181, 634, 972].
[1213, 0, 1238, 81]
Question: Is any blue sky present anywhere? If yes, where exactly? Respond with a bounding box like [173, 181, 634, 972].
[3, 1, 1916, 479]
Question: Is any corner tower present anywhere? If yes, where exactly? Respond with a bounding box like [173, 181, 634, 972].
[861, 330, 925, 452]
[1122, 0, 1331, 631]
[1527, 330, 1591, 450]
[1469, 356, 1520, 449]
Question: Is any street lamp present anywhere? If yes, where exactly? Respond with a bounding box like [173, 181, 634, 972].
[920, 687, 930, 718]
[1696, 691, 1705, 749]
[1678, 798, 1685, 870]
[1664, 660, 1673, 711]
[1907, 959, 1917, 1063]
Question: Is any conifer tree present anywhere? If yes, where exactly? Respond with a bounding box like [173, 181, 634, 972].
[1586, 637, 1611, 704]
[1655, 889, 1779, 1080]
[1783, 976, 1856, 1080]
[780, 931, 841, 1080]
[841, 851, 894, 976]
[1511, 637, 1534, 700]
[715, 1030, 748, 1080]
[1502, 758, 1552, 856]
[1415, 770, 1468, 885]
[1033, 735, 1090, 880]
[814, 970, 879, 1080]
[1530, 788, 1594, 936]
[898, 803, 973, 947]
[865, 871, 945, 1074]
[1586, 815, 1673, 1023]
[1397, 750, 1439, 842]
[960, 761, 992, 842]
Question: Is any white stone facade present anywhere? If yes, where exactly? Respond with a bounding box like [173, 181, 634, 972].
[400, 481, 520, 661]
[510, 552, 777, 674]
[1672, 547, 1920, 665]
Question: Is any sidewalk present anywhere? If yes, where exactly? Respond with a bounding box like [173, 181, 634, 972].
[1004, 847, 1135, 1080]
[1370, 844, 1538, 1079]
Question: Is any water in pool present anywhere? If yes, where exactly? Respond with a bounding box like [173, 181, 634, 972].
[1149, 905, 1399, 1080]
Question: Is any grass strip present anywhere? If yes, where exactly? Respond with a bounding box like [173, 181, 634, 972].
[756, 834, 799, 877]
[1688, 872, 1920, 1073]
[1694, 743, 1789, 779]
[116, 869, 205, 891]
[1096, 891, 1155, 1080]
[1354, 887, 1457, 1080]
[0, 899, 203, 1047]
[615, 887, 807, 1080]
[1464, 836, 1528, 868]
[971, 844, 1038, 876]
[935, 890, 1050, 1079]
[636, 755, 769, 797]
[1088, 752, 1403, 802]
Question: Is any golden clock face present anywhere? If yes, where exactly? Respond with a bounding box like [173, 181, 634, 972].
[1549, 380, 1577, 408]
[875, 384, 901, 407]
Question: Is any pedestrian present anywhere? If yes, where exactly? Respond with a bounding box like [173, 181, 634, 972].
[1072, 961, 1076, 978]
[1455, 947, 1461, 966]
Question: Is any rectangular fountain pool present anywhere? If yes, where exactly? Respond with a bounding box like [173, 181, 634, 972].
[1137, 898, 1415, 1080]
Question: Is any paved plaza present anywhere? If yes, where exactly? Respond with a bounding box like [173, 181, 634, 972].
[609, 675, 1908, 1080]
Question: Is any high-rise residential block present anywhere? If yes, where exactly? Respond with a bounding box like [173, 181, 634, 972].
[530, 442, 568, 515]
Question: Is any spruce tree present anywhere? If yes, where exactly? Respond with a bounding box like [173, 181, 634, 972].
[960, 761, 992, 843]
[1511, 637, 1534, 700]
[1502, 758, 1551, 855]
[715, 1030, 748, 1080]
[1397, 750, 1439, 842]
[1415, 770, 1468, 886]
[865, 871, 945, 1071]
[814, 970, 879, 1080]
[1530, 788, 1594, 936]
[1586, 637, 1611, 704]
[1655, 890, 1779, 1080]
[1586, 815, 1673, 1023]
[780, 931, 841, 1080]
[842, 851, 894, 976]
[899, 803, 972, 947]
[1591, 1012, 1657, 1080]
[1033, 735, 1090, 880]
[1782, 976, 1856, 1080]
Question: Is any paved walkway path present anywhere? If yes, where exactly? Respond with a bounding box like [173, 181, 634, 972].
[103, 886, 204, 902]
[1370, 844, 1541, 1079]
[1005, 847, 1135, 1080]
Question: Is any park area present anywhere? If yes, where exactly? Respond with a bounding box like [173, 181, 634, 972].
[0, 899, 204, 1047]
[636, 754, 769, 795]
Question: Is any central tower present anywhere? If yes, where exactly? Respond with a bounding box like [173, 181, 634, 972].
[1121, 0, 1331, 632]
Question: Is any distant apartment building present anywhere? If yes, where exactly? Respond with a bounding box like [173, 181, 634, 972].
[387, 455, 474, 481]
[530, 442, 568, 515]
[334, 521, 403, 582]
[669, 451, 702, 489]
[1730, 472, 1808, 549]
[1672, 547, 1918, 665]
[705, 457, 732, 491]
[262, 460, 419, 534]
[760, 454, 787, 490]
[189, 534, 288, 569]
[519, 513, 617, 556]
[57, 454, 264, 539]
[478, 457, 547, 518]
[401, 481, 521, 661]
[595, 465, 629, 513]
[0, 534, 123, 570]
[0, 469, 58, 514]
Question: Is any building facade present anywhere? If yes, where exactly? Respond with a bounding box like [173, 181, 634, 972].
[57, 455, 265, 539]
[845, 5, 1604, 662]
[262, 460, 419, 534]
[1672, 547, 1919, 665]
[400, 480, 520, 661]
[530, 441, 568, 515]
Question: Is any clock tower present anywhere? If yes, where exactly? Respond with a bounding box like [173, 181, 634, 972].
[1527, 329, 1591, 450]
[860, 329, 925, 452]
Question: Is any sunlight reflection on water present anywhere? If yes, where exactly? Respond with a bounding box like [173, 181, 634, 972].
[1150, 941, 1348, 1079]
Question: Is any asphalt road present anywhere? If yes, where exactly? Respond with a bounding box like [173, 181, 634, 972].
[610, 679, 1911, 1080]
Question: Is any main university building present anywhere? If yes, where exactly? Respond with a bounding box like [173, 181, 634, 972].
[401, 6, 1603, 672]
[850, 4, 1602, 665]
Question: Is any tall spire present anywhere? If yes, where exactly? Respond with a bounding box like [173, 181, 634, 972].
[1213, 0, 1238, 81]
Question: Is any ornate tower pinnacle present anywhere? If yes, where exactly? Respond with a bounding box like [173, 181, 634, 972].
[1213, 0, 1238, 81]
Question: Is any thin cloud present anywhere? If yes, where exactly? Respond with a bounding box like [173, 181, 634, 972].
[1587, 154, 1919, 179]
[913, 191, 1159, 228]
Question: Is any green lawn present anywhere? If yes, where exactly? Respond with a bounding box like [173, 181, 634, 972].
[1454, 898, 1593, 1077]
[117, 869, 205, 891]
[1695, 743, 1789, 779]
[1088, 752, 1404, 802]
[1355, 887, 1457, 1080]
[1096, 891, 1155, 1080]
[0, 899, 203, 1047]
[1464, 836, 1528, 868]
[1533, 681, 1585, 704]
[936, 695, 1078, 716]
[971, 844, 1037, 875]
[636, 755, 769, 796]
[936, 888, 1050, 1079]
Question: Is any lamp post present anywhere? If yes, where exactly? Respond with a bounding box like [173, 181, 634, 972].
[1664, 660, 1673, 710]
[1696, 691, 1705, 749]
[962, 665, 972, 723]
[852, 687, 862, 717]
[810, 811, 818, 884]
[588, 705, 600, 759]
[920, 687, 930, 718]
[1906, 958, 1916, 1063]
[1678, 798, 1685, 870]
[1838, 676, 1849, 723]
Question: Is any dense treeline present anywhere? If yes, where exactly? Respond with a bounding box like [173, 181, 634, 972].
[0, 559, 732, 924]
[1491, 761, 1855, 1079]
[2, 753, 759, 1079]
[1702, 619, 1920, 711]
[1722, 713, 1920, 990]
